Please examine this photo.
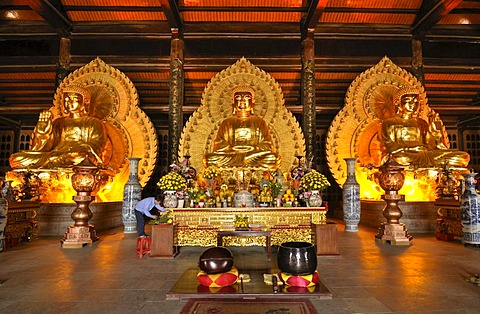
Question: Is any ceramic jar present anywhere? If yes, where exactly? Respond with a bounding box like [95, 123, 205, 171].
[460, 173, 480, 245]
[163, 190, 178, 208]
[307, 190, 323, 207]
[343, 157, 361, 232]
[0, 191, 6, 252]
[277, 241, 317, 275]
[122, 157, 142, 233]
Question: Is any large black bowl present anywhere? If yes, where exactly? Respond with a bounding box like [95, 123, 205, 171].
[277, 241, 317, 275]
[198, 247, 234, 274]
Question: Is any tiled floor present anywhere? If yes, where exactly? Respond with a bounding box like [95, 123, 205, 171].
[0, 221, 479, 314]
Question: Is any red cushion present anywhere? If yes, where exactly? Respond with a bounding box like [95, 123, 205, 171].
[197, 284, 237, 293]
[278, 270, 320, 287]
[197, 266, 239, 287]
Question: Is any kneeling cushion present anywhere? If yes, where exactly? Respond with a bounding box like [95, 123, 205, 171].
[197, 266, 239, 287]
[278, 270, 320, 287]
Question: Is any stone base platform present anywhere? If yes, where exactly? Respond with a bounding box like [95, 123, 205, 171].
[37, 202, 123, 236]
[360, 200, 437, 234]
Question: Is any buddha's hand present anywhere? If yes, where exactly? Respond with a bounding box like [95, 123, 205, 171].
[232, 145, 254, 152]
[36, 110, 53, 135]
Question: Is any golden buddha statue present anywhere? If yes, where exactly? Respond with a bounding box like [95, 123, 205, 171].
[378, 88, 470, 168]
[203, 85, 281, 170]
[10, 85, 109, 169]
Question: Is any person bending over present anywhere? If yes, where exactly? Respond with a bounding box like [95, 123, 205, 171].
[134, 193, 165, 238]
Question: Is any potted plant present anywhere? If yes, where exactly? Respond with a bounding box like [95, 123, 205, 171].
[299, 170, 330, 207]
[157, 172, 187, 208]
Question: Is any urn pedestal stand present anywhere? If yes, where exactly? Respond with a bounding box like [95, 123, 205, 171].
[61, 158, 100, 249]
[375, 158, 413, 246]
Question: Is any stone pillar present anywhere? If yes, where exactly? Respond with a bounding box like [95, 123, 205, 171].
[56, 37, 71, 87]
[411, 36, 425, 87]
[301, 30, 316, 163]
[168, 37, 185, 165]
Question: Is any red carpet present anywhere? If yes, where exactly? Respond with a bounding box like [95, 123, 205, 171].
[180, 298, 317, 314]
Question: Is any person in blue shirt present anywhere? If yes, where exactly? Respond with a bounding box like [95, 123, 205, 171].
[134, 193, 165, 238]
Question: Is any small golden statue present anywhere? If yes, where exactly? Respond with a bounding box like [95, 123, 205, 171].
[203, 84, 281, 170]
[258, 183, 273, 206]
[10, 85, 109, 169]
[378, 87, 470, 169]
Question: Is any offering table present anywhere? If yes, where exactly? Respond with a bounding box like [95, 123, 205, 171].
[172, 207, 327, 247]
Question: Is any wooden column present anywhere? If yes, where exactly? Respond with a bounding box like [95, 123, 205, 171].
[301, 30, 316, 163]
[56, 37, 71, 87]
[168, 36, 185, 165]
[411, 36, 425, 87]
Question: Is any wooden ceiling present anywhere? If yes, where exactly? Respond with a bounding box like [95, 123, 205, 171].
[1, 0, 480, 129]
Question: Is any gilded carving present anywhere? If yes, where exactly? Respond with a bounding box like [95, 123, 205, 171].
[179, 57, 305, 174]
[326, 56, 448, 187]
[173, 207, 324, 246]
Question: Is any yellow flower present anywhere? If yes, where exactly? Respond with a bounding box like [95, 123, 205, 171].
[203, 166, 220, 180]
[157, 172, 187, 191]
[300, 170, 330, 191]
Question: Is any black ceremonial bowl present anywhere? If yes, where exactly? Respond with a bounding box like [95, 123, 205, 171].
[277, 241, 317, 275]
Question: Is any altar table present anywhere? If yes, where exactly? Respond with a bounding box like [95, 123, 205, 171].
[217, 230, 271, 260]
[172, 207, 327, 247]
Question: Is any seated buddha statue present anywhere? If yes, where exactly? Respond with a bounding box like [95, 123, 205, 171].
[203, 85, 281, 170]
[378, 87, 469, 168]
[10, 85, 109, 169]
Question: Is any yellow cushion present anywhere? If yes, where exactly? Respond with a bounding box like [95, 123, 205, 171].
[278, 270, 320, 287]
[197, 266, 239, 287]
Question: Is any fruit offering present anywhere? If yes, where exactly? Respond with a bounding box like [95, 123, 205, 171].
[282, 189, 295, 203]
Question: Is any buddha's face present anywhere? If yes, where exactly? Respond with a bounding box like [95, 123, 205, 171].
[64, 92, 85, 114]
[398, 93, 419, 115]
[233, 91, 253, 113]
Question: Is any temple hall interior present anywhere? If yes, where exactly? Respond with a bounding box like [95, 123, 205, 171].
[1, 1, 480, 313]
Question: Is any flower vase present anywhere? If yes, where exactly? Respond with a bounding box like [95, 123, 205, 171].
[122, 157, 142, 233]
[164, 190, 178, 208]
[343, 158, 361, 232]
[0, 190, 6, 252]
[460, 173, 480, 245]
[2, 180, 14, 203]
[307, 190, 322, 207]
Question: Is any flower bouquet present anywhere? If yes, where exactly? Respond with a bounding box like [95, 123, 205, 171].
[157, 172, 187, 191]
[269, 181, 283, 198]
[203, 165, 220, 180]
[299, 170, 330, 191]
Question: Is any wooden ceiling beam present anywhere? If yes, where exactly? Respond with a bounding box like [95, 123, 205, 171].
[0, 22, 59, 37]
[183, 22, 300, 38]
[159, 0, 183, 36]
[302, 0, 329, 34]
[412, 0, 464, 37]
[25, 0, 71, 36]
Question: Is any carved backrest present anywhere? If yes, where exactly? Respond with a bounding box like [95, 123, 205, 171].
[52, 58, 158, 190]
[179, 57, 305, 174]
[326, 56, 449, 186]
